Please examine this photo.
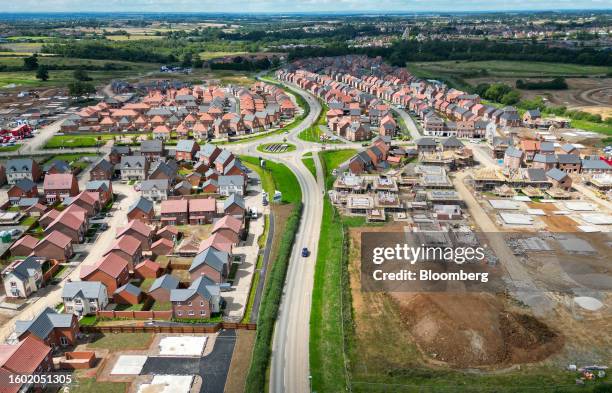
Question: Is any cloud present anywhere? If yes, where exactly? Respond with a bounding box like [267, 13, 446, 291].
[1, 0, 610, 12]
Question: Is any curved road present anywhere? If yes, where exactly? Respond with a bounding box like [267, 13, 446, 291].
[223, 81, 325, 393]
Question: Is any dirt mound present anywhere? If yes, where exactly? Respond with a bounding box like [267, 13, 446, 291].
[392, 292, 562, 368]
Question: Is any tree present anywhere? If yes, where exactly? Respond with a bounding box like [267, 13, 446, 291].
[68, 80, 95, 96]
[35, 65, 49, 81]
[23, 55, 38, 71]
[181, 52, 193, 68]
[192, 57, 204, 69]
[500, 91, 521, 105]
[73, 67, 92, 81]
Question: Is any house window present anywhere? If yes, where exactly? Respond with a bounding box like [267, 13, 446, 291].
[177, 311, 182, 316]
[200, 301, 204, 306]
[60, 336, 68, 346]
[188, 301, 192, 306]
[188, 311, 195, 316]
[200, 310, 206, 316]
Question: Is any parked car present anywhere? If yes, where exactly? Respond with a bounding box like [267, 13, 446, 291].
[301, 247, 310, 257]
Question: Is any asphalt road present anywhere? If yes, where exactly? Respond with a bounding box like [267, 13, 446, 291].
[391, 105, 422, 140]
[223, 81, 325, 393]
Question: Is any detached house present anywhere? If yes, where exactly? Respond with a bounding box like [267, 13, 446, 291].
[218, 175, 245, 196]
[80, 253, 129, 294]
[141, 140, 165, 161]
[117, 220, 154, 251]
[223, 194, 246, 218]
[170, 276, 221, 319]
[43, 173, 79, 204]
[7, 179, 38, 204]
[0, 336, 53, 390]
[120, 156, 149, 181]
[175, 140, 200, 162]
[90, 159, 114, 181]
[140, 179, 170, 201]
[6, 158, 42, 185]
[104, 235, 143, 271]
[33, 230, 74, 262]
[1, 257, 44, 298]
[188, 198, 217, 224]
[148, 274, 179, 302]
[14, 307, 78, 347]
[189, 246, 229, 283]
[86, 180, 113, 205]
[62, 281, 108, 316]
[127, 197, 155, 223]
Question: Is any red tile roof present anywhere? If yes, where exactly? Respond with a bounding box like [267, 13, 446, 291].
[10, 235, 39, 251]
[160, 199, 188, 215]
[38, 230, 72, 248]
[0, 336, 51, 374]
[81, 253, 128, 279]
[106, 235, 141, 257]
[212, 215, 242, 235]
[189, 198, 216, 213]
[43, 173, 76, 191]
[117, 220, 154, 239]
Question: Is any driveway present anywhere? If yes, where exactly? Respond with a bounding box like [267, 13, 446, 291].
[139, 330, 236, 393]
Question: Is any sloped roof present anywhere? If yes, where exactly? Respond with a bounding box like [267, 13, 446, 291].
[190, 246, 228, 273]
[14, 308, 73, 340]
[212, 215, 242, 235]
[170, 275, 219, 302]
[149, 274, 179, 292]
[128, 197, 154, 215]
[0, 336, 51, 374]
[62, 281, 105, 299]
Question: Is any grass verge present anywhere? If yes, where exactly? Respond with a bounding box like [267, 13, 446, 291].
[244, 203, 303, 393]
[241, 156, 302, 204]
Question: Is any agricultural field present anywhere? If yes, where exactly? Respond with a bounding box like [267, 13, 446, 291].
[199, 51, 248, 60]
[409, 60, 611, 78]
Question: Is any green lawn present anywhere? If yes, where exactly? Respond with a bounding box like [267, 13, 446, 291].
[150, 301, 172, 311]
[70, 378, 128, 393]
[241, 156, 302, 204]
[87, 332, 153, 351]
[44, 134, 141, 149]
[44, 153, 99, 163]
[301, 156, 317, 178]
[20, 215, 38, 227]
[0, 144, 22, 152]
[570, 119, 612, 135]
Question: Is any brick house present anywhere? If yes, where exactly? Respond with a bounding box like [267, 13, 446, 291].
[557, 154, 582, 174]
[104, 235, 143, 271]
[44, 206, 87, 243]
[189, 198, 217, 224]
[223, 194, 245, 219]
[33, 230, 73, 262]
[546, 168, 572, 191]
[211, 215, 242, 245]
[175, 140, 200, 162]
[67, 191, 101, 217]
[43, 173, 79, 204]
[86, 180, 113, 205]
[90, 159, 114, 181]
[160, 199, 189, 225]
[170, 276, 221, 319]
[151, 238, 174, 256]
[0, 336, 53, 389]
[14, 308, 78, 347]
[127, 197, 155, 223]
[189, 247, 229, 283]
[148, 274, 179, 302]
[116, 220, 154, 251]
[7, 179, 38, 204]
[503, 147, 524, 169]
[9, 235, 39, 257]
[140, 140, 164, 161]
[109, 146, 131, 165]
[80, 253, 129, 295]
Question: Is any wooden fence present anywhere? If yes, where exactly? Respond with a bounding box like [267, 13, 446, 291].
[80, 322, 256, 334]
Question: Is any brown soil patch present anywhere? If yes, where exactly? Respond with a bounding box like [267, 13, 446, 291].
[266, 203, 294, 282]
[224, 330, 256, 393]
[528, 202, 578, 232]
[349, 226, 562, 370]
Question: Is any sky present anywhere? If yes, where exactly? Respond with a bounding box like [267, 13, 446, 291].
[0, 0, 610, 13]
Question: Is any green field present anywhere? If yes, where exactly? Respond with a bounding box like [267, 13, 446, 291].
[44, 134, 141, 149]
[70, 379, 128, 393]
[408, 60, 611, 78]
[0, 56, 157, 87]
[199, 51, 248, 60]
[241, 156, 302, 204]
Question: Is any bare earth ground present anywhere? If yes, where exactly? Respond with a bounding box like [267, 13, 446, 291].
[224, 329, 256, 393]
[467, 77, 612, 119]
[348, 226, 611, 377]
